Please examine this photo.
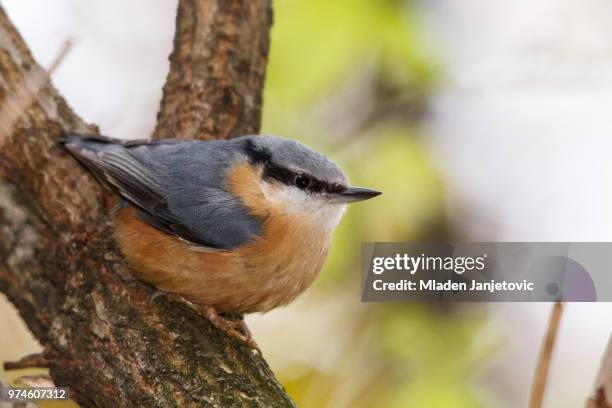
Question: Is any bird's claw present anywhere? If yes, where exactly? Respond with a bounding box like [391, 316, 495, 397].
[198, 305, 260, 351]
[149, 291, 260, 351]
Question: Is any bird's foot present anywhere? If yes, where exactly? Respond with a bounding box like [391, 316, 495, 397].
[149, 290, 181, 305]
[198, 305, 259, 352]
[148, 291, 259, 351]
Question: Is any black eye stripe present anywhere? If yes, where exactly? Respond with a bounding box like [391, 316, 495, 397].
[262, 163, 343, 194]
[244, 139, 346, 194]
[261, 163, 293, 184]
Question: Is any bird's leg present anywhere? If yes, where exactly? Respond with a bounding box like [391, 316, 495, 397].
[148, 291, 259, 351]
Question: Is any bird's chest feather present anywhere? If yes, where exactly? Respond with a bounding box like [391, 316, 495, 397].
[236, 213, 332, 310]
[115, 207, 331, 314]
[226, 163, 337, 311]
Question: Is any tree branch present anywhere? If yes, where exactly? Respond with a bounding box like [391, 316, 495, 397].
[153, 0, 272, 141]
[0, 1, 294, 407]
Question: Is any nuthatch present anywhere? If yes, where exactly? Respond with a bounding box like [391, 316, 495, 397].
[60, 133, 380, 344]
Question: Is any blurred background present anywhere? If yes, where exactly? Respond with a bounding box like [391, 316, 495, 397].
[1, 0, 611, 407]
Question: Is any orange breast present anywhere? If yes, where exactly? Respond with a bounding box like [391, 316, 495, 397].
[114, 162, 331, 315]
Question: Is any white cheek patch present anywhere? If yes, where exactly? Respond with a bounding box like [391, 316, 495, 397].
[317, 202, 347, 232]
[261, 183, 347, 232]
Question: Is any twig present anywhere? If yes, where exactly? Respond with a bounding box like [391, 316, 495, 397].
[3, 353, 49, 370]
[529, 301, 565, 408]
[0, 38, 73, 143]
[47, 39, 74, 75]
[13, 375, 55, 388]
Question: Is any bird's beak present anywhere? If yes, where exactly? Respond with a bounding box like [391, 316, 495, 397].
[330, 187, 382, 203]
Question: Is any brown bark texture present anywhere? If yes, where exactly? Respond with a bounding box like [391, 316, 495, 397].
[153, 0, 271, 141]
[0, 0, 296, 407]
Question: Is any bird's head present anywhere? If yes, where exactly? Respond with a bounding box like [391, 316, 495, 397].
[239, 135, 381, 231]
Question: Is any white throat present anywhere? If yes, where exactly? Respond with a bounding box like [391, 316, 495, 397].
[261, 183, 347, 233]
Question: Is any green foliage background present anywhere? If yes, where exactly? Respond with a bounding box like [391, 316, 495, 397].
[260, 0, 494, 407]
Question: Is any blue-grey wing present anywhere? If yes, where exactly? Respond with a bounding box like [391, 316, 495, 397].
[59, 133, 262, 249]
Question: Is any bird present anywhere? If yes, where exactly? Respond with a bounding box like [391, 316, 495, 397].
[59, 133, 380, 346]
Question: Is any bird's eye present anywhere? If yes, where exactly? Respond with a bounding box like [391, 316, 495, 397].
[295, 175, 311, 189]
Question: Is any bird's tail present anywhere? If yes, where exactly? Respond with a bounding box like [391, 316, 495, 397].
[58, 132, 132, 190]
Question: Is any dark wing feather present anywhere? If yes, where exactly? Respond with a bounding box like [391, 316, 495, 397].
[59, 133, 260, 249]
[61, 135, 173, 223]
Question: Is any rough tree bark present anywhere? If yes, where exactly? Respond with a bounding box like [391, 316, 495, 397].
[154, 1, 271, 141]
[0, 1, 296, 407]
